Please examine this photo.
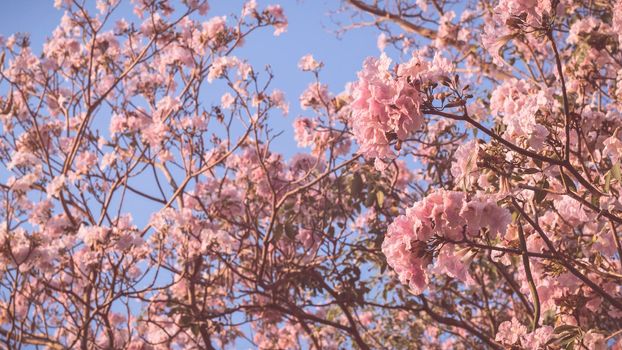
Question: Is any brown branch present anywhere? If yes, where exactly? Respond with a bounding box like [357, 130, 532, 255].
[346, 0, 436, 38]
[512, 198, 622, 311]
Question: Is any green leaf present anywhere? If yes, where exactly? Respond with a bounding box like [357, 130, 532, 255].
[604, 171, 612, 194]
[272, 223, 284, 243]
[535, 180, 549, 204]
[553, 325, 579, 334]
[283, 199, 295, 210]
[559, 173, 577, 192]
[557, 333, 577, 346]
[179, 314, 192, 327]
[534, 158, 543, 168]
[591, 194, 601, 207]
[284, 222, 297, 239]
[613, 163, 621, 182]
[534, 189, 547, 203]
[364, 191, 376, 207]
[376, 191, 385, 207]
[350, 173, 363, 198]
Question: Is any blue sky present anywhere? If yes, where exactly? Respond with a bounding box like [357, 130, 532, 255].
[0, 0, 381, 158]
[0, 0, 386, 232]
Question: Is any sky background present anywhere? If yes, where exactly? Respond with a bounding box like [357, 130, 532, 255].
[0, 0, 382, 159]
[0, 0, 389, 232]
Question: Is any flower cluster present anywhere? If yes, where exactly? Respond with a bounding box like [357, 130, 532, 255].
[382, 190, 511, 294]
[350, 52, 452, 170]
[493, 0, 556, 28]
[490, 78, 552, 149]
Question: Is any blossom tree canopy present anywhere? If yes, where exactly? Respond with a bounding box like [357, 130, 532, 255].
[1, 0, 622, 349]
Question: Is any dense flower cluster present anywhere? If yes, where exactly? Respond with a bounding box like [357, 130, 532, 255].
[493, 0, 557, 27]
[382, 190, 510, 294]
[490, 78, 552, 149]
[350, 52, 452, 170]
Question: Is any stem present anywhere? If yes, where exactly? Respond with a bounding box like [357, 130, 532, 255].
[548, 31, 571, 162]
[512, 198, 622, 311]
[420, 297, 504, 350]
[516, 221, 540, 331]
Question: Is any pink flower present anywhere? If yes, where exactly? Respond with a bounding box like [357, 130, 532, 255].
[490, 79, 551, 149]
[296, 228, 318, 251]
[583, 330, 606, 350]
[109, 112, 149, 135]
[186, 0, 209, 15]
[495, 318, 527, 345]
[242, 0, 257, 17]
[377, 33, 388, 51]
[299, 82, 331, 110]
[202, 16, 227, 40]
[381, 214, 430, 294]
[383, 190, 509, 294]
[350, 52, 452, 170]
[208, 56, 240, 82]
[298, 54, 321, 71]
[359, 311, 373, 326]
[141, 118, 168, 146]
[270, 89, 289, 115]
[615, 1, 622, 44]
[7, 150, 39, 170]
[78, 225, 108, 247]
[521, 326, 553, 349]
[603, 134, 622, 164]
[350, 54, 421, 168]
[493, 0, 553, 28]
[433, 244, 473, 284]
[460, 194, 511, 238]
[221, 92, 235, 109]
[451, 140, 479, 189]
[482, 23, 512, 66]
[567, 17, 608, 45]
[75, 151, 97, 174]
[293, 117, 316, 147]
[265, 5, 287, 36]
[434, 11, 456, 47]
[47, 175, 66, 198]
[553, 196, 589, 226]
